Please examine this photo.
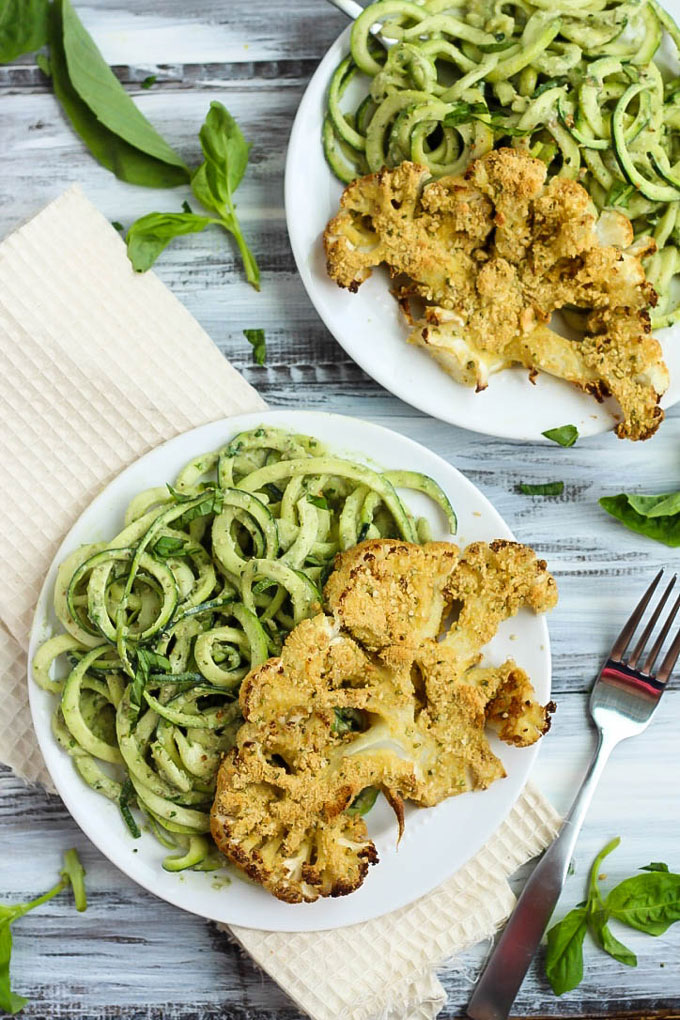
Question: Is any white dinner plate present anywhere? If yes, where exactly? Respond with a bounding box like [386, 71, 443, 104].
[284, 26, 680, 442]
[28, 409, 551, 931]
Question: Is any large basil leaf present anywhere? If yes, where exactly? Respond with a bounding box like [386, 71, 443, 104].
[599, 494, 680, 547]
[60, 0, 186, 171]
[605, 872, 680, 935]
[126, 211, 214, 271]
[49, 0, 188, 188]
[0, 0, 48, 63]
[545, 906, 589, 995]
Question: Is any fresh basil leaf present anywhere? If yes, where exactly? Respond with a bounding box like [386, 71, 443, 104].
[166, 484, 195, 503]
[606, 179, 635, 208]
[518, 481, 564, 496]
[153, 535, 186, 558]
[0, 925, 27, 1016]
[140, 74, 157, 89]
[60, 0, 185, 170]
[190, 161, 219, 213]
[542, 425, 578, 447]
[60, 848, 87, 912]
[443, 101, 487, 126]
[641, 862, 670, 873]
[599, 494, 680, 547]
[199, 100, 250, 203]
[307, 494, 329, 511]
[126, 211, 213, 272]
[347, 786, 379, 817]
[138, 649, 171, 674]
[0, 0, 48, 64]
[48, 2, 188, 189]
[545, 906, 589, 995]
[35, 50, 50, 76]
[605, 872, 680, 936]
[111, 220, 124, 232]
[589, 908, 637, 967]
[244, 328, 266, 365]
[119, 777, 141, 839]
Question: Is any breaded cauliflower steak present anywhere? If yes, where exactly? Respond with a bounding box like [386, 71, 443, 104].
[211, 539, 557, 902]
[324, 149, 667, 440]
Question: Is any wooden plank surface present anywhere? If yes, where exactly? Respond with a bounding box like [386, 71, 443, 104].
[2, 1, 680, 1017]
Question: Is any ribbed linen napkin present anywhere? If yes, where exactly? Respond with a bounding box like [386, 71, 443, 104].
[0, 188, 561, 1020]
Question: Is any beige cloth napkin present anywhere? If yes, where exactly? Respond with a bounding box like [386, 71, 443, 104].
[0, 188, 561, 1020]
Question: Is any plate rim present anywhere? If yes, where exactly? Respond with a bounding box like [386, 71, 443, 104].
[27, 408, 551, 931]
[284, 26, 680, 442]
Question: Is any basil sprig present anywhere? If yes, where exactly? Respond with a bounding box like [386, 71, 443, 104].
[125, 102, 260, 288]
[0, 3, 259, 287]
[545, 838, 680, 996]
[0, 850, 87, 1014]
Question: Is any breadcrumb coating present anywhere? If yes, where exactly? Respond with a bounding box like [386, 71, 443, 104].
[324, 149, 667, 440]
[211, 539, 556, 902]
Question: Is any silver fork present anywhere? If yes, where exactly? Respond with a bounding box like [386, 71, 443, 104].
[467, 569, 680, 1020]
[325, 0, 396, 49]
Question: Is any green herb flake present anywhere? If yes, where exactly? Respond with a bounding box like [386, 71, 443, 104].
[641, 862, 670, 873]
[111, 220, 124, 232]
[119, 778, 141, 839]
[307, 494, 329, 511]
[542, 425, 579, 447]
[244, 328, 266, 365]
[140, 74, 157, 89]
[518, 481, 564, 496]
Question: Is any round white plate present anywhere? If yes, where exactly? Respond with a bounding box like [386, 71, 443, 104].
[28, 409, 551, 931]
[284, 27, 680, 442]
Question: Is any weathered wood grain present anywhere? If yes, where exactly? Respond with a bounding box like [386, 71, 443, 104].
[2, 0, 680, 1016]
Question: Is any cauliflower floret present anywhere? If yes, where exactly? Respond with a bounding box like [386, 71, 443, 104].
[211, 539, 557, 903]
[324, 148, 667, 441]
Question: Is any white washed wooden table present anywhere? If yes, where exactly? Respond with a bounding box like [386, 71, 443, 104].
[2, 3, 680, 1017]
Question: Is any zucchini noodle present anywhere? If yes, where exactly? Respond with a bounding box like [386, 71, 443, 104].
[324, 0, 680, 326]
[34, 426, 456, 873]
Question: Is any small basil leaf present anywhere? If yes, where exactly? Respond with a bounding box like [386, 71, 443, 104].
[0, 0, 48, 64]
[589, 909, 637, 967]
[605, 872, 680, 936]
[152, 535, 186, 558]
[641, 862, 670, 873]
[518, 481, 564, 495]
[244, 328, 266, 365]
[190, 162, 220, 214]
[544, 907, 589, 995]
[111, 220, 124, 232]
[119, 777, 141, 839]
[599, 495, 680, 547]
[181, 199, 193, 214]
[126, 212, 213, 272]
[48, 2, 187, 188]
[140, 74, 157, 89]
[347, 786, 379, 817]
[542, 425, 579, 447]
[60, 0, 186, 171]
[199, 100, 250, 202]
[307, 494, 329, 510]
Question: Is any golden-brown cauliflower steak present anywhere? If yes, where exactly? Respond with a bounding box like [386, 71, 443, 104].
[323, 149, 667, 441]
[211, 539, 557, 903]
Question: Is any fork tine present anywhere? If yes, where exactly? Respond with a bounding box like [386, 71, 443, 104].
[628, 575, 677, 668]
[642, 591, 680, 675]
[610, 569, 663, 661]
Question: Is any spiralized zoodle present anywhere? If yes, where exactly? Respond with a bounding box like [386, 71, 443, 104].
[323, 0, 680, 327]
[34, 426, 456, 873]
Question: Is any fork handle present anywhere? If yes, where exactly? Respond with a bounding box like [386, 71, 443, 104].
[466, 729, 619, 1020]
